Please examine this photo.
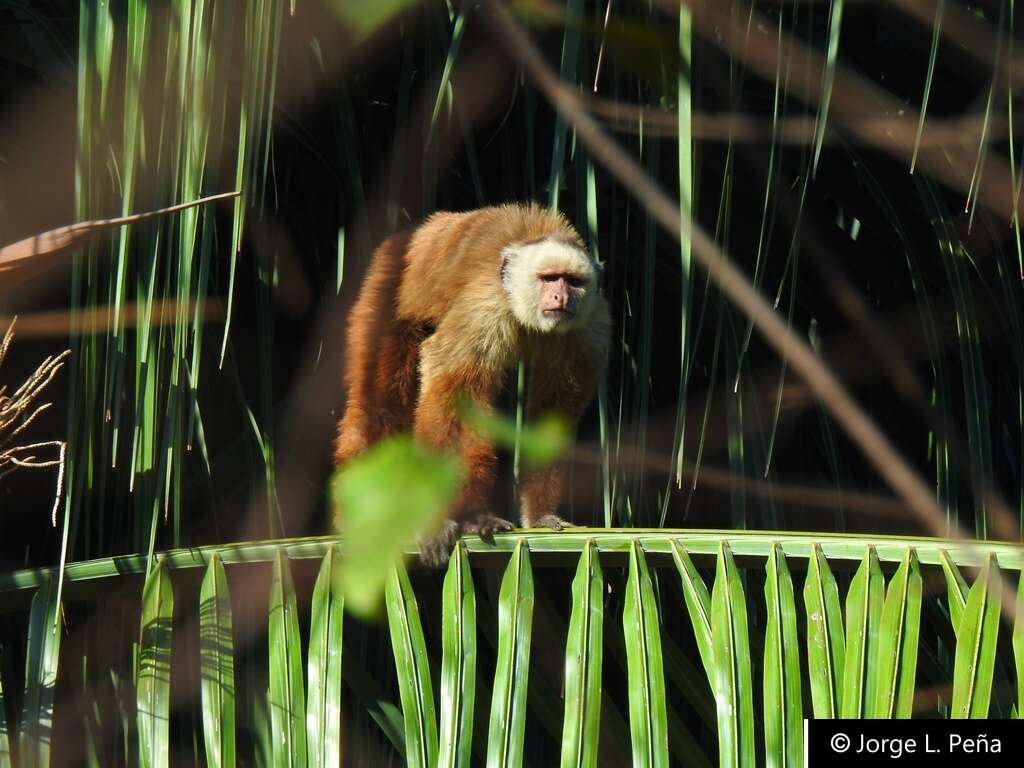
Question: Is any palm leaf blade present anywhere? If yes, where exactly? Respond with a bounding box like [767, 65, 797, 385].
[439, 541, 476, 768]
[137, 558, 174, 768]
[199, 554, 236, 768]
[561, 539, 604, 768]
[486, 540, 534, 768]
[307, 545, 344, 768]
[386, 562, 438, 768]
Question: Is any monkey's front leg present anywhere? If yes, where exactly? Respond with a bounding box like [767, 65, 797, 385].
[413, 349, 513, 564]
[519, 463, 574, 530]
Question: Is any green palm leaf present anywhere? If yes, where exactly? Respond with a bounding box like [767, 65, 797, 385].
[951, 555, 1001, 718]
[439, 541, 476, 768]
[670, 541, 714, 681]
[938, 549, 970, 636]
[623, 541, 668, 767]
[386, 562, 438, 768]
[1014, 570, 1024, 718]
[137, 558, 174, 768]
[869, 549, 922, 718]
[0, 659, 10, 766]
[268, 549, 306, 767]
[841, 547, 883, 718]
[20, 574, 62, 768]
[711, 542, 754, 767]
[803, 543, 845, 718]
[307, 545, 344, 768]
[487, 540, 534, 768]
[763, 543, 801, 767]
[199, 554, 235, 768]
[561, 539, 604, 768]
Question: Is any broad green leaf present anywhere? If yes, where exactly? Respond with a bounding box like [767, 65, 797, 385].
[623, 541, 668, 767]
[670, 541, 714, 681]
[763, 544, 801, 768]
[1014, 571, 1024, 718]
[332, 436, 463, 616]
[938, 549, 969, 637]
[951, 555, 1001, 718]
[268, 550, 307, 768]
[307, 546, 344, 768]
[841, 546, 883, 718]
[20, 574, 62, 768]
[711, 542, 754, 767]
[439, 541, 476, 768]
[199, 554, 235, 768]
[137, 558, 173, 768]
[487, 540, 535, 768]
[561, 539, 604, 768]
[386, 563, 438, 768]
[459, 401, 570, 468]
[869, 549, 922, 718]
[803, 543, 845, 718]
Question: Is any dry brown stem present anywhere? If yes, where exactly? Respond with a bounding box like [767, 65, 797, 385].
[0, 318, 69, 524]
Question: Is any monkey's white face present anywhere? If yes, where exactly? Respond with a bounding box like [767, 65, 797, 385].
[500, 238, 599, 334]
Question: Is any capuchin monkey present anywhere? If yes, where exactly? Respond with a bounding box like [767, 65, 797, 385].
[334, 203, 610, 565]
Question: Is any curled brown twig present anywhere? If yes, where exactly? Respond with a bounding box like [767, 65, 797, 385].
[0, 318, 69, 524]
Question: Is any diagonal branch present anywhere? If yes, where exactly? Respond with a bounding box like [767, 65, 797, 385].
[481, 0, 957, 542]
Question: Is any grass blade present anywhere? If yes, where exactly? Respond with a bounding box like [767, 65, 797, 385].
[763, 543, 801, 767]
[623, 541, 668, 767]
[803, 543, 845, 718]
[910, 0, 944, 172]
[561, 539, 604, 768]
[439, 541, 476, 768]
[670, 541, 714, 681]
[199, 554, 235, 768]
[487, 540, 534, 768]
[869, 549, 922, 718]
[951, 554, 1001, 718]
[137, 557, 174, 768]
[841, 546, 883, 718]
[812, 0, 845, 174]
[711, 542, 754, 767]
[386, 562, 438, 768]
[20, 574, 62, 768]
[307, 545, 343, 768]
[268, 549, 306, 767]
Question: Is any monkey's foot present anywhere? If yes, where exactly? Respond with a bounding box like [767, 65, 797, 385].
[463, 513, 515, 542]
[418, 519, 461, 568]
[530, 514, 574, 531]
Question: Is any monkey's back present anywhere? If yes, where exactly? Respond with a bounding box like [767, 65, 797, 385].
[397, 204, 584, 325]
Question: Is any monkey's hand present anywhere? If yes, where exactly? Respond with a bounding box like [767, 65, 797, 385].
[418, 519, 462, 568]
[531, 514, 574, 531]
[463, 513, 514, 542]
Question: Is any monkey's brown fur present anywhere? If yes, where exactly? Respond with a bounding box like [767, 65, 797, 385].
[335, 204, 610, 563]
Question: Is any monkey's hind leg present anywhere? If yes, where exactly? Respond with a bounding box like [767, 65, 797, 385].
[418, 519, 463, 567]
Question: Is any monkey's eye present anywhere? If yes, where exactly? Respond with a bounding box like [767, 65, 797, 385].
[567, 276, 586, 288]
[539, 274, 560, 283]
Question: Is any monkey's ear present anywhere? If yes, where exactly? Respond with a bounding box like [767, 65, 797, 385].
[499, 245, 518, 286]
